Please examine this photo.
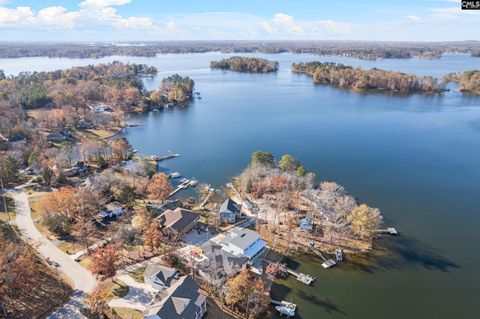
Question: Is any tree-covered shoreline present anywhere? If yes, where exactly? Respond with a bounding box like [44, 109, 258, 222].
[2, 41, 479, 61]
[210, 56, 279, 73]
[444, 70, 480, 95]
[292, 62, 446, 94]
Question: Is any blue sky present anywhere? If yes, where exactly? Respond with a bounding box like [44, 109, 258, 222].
[0, 0, 478, 41]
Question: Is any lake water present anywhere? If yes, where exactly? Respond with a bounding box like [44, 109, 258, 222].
[2, 53, 480, 318]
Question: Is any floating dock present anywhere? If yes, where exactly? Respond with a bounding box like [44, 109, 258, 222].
[284, 267, 315, 285]
[143, 153, 180, 161]
[306, 242, 337, 269]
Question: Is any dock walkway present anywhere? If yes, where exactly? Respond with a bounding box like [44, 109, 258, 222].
[306, 242, 337, 269]
[284, 267, 315, 285]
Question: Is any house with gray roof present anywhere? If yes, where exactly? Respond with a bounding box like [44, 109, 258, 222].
[219, 198, 241, 224]
[144, 264, 179, 290]
[144, 275, 207, 319]
[198, 241, 248, 285]
[218, 227, 266, 261]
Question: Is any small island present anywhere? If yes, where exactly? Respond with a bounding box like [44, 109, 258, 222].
[210, 56, 279, 73]
[149, 74, 195, 106]
[444, 70, 480, 95]
[292, 61, 446, 93]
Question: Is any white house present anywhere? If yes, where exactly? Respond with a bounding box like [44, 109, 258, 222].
[218, 227, 265, 261]
[98, 202, 124, 219]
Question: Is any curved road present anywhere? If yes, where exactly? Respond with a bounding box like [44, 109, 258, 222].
[12, 190, 97, 317]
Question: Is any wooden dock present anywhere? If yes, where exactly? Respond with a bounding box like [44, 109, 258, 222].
[306, 242, 337, 269]
[284, 267, 315, 285]
[200, 188, 214, 209]
[142, 153, 180, 162]
[167, 179, 192, 198]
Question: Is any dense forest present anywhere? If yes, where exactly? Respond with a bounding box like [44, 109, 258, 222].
[292, 62, 445, 93]
[1, 41, 480, 60]
[0, 62, 156, 111]
[149, 74, 195, 104]
[444, 70, 480, 95]
[210, 56, 279, 73]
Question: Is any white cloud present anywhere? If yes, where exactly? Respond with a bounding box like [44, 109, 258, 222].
[0, 6, 78, 28]
[430, 6, 480, 20]
[0, 0, 154, 30]
[273, 13, 304, 33]
[259, 21, 276, 34]
[405, 15, 421, 21]
[78, 0, 131, 8]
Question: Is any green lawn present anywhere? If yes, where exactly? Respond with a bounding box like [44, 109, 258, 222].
[129, 267, 146, 283]
[110, 308, 142, 319]
[0, 195, 15, 222]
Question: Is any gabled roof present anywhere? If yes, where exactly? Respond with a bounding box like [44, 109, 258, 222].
[146, 275, 206, 319]
[219, 198, 240, 215]
[157, 208, 199, 233]
[144, 264, 178, 288]
[201, 241, 248, 275]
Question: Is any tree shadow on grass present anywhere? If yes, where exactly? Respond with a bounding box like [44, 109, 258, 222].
[342, 234, 459, 274]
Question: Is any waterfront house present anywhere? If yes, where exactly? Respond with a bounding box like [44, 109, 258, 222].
[144, 275, 207, 319]
[98, 201, 124, 219]
[89, 103, 114, 113]
[77, 119, 93, 130]
[219, 198, 241, 224]
[218, 227, 266, 261]
[299, 217, 314, 231]
[46, 132, 67, 143]
[157, 208, 200, 238]
[144, 264, 179, 290]
[198, 241, 248, 285]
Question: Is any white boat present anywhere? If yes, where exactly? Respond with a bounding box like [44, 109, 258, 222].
[169, 172, 181, 179]
[275, 305, 295, 317]
[190, 179, 198, 186]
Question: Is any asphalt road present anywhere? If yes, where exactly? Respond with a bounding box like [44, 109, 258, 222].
[12, 190, 97, 318]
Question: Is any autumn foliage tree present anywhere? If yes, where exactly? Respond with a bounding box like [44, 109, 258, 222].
[85, 285, 110, 318]
[146, 173, 173, 202]
[0, 243, 38, 303]
[44, 187, 77, 219]
[143, 220, 165, 252]
[224, 266, 270, 318]
[90, 243, 121, 279]
[110, 138, 130, 163]
[347, 204, 383, 239]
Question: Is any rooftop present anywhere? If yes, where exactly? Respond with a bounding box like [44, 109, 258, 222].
[219, 227, 261, 251]
[145, 275, 206, 319]
[157, 208, 199, 233]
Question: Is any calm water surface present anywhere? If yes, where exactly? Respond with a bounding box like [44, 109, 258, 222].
[2, 53, 480, 318]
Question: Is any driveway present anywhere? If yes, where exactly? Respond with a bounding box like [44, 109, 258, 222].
[108, 274, 157, 311]
[12, 190, 97, 318]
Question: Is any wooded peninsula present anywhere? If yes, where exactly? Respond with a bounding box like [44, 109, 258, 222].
[444, 70, 480, 95]
[210, 56, 279, 73]
[292, 62, 446, 93]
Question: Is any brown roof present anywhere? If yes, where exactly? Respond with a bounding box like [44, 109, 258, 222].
[157, 208, 199, 234]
